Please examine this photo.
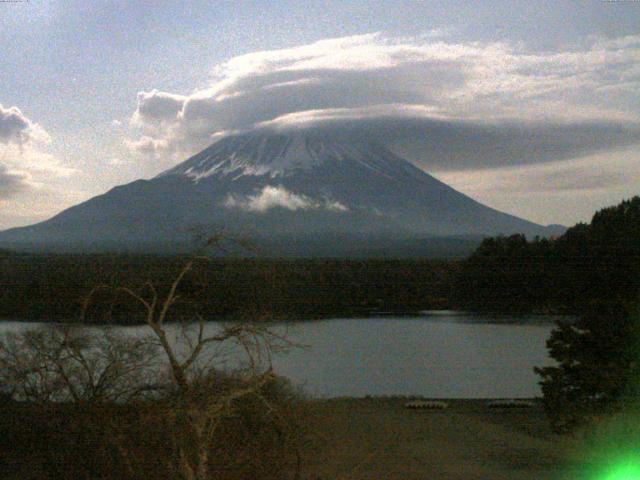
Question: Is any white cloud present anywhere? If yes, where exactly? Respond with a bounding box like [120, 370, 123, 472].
[0, 104, 50, 146]
[125, 135, 172, 157]
[224, 185, 348, 213]
[0, 105, 74, 228]
[132, 89, 187, 127]
[224, 186, 312, 212]
[254, 104, 445, 130]
[108, 157, 129, 166]
[126, 33, 640, 168]
[325, 200, 349, 212]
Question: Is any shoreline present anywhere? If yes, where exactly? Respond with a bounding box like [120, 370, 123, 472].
[0, 309, 570, 326]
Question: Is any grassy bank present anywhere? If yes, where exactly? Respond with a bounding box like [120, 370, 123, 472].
[1, 396, 598, 480]
[302, 397, 592, 479]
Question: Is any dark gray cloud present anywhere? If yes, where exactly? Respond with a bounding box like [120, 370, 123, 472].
[376, 118, 640, 171]
[532, 169, 626, 192]
[474, 163, 630, 194]
[237, 116, 640, 172]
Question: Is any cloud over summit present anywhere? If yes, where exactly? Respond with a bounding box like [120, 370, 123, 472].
[129, 33, 640, 170]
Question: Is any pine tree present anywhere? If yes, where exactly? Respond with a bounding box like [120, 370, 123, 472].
[535, 301, 640, 432]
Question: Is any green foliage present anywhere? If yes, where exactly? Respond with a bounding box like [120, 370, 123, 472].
[535, 301, 640, 433]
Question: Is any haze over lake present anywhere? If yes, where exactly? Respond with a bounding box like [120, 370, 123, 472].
[0, 312, 558, 399]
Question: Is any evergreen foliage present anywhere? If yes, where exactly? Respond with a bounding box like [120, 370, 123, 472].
[535, 301, 640, 432]
[457, 196, 640, 313]
[0, 257, 457, 322]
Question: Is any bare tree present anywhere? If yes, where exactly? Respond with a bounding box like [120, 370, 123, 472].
[0, 324, 158, 403]
[81, 241, 298, 480]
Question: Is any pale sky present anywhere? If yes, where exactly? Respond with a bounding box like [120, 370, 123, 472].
[1, 0, 639, 229]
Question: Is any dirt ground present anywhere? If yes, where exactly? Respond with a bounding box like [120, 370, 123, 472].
[300, 398, 586, 480]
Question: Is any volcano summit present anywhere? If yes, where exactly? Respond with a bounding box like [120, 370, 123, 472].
[0, 130, 563, 256]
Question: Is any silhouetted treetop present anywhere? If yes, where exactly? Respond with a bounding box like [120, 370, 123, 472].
[458, 196, 640, 312]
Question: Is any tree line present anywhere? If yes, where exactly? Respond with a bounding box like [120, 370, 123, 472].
[0, 254, 458, 322]
[457, 196, 640, 314]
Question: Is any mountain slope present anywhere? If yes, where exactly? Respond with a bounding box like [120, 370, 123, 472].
[0, 130, 563, 255]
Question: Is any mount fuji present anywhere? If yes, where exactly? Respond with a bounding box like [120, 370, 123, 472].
[0, 130, 564, 256]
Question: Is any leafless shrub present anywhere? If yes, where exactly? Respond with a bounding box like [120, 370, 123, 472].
[0, 324, 158, 403]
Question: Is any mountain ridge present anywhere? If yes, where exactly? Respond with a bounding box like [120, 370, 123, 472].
[0, 130, 565, 256]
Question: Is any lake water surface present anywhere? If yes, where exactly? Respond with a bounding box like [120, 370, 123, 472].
[0, 311, 559, 398]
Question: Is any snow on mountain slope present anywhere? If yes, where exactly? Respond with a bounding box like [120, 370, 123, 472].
[158, 131, 419, 182]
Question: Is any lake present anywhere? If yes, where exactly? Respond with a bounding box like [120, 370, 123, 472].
[0, 311, 559, 398]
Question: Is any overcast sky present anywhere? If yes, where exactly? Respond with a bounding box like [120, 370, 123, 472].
[1, 0, 639, 229]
